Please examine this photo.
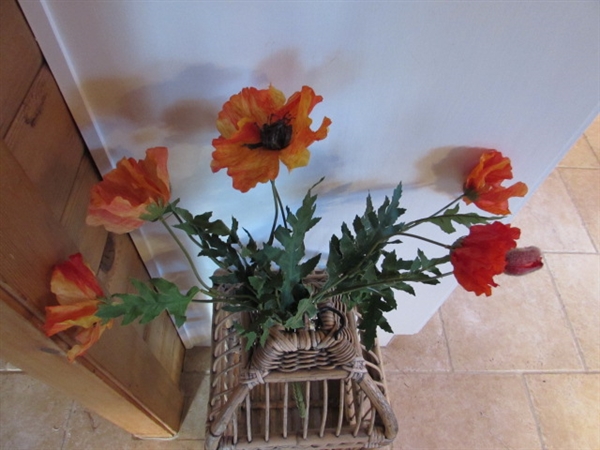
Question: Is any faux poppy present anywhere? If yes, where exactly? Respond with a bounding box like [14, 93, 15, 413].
[463, 149, 528, 215]
[211, 85, 331, 192]
[504, 246, 543, 276]
[451, 222, 521, 296]
[86, 147, 171, 233]
[44, 254, 112, 361]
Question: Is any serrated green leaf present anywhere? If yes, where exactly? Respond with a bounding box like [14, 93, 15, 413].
[248, 275, 267, 296]
[268, 188, 321, 309]
[298, 254, 321, 279]
[425, 204, 502, 234]
[94, 277, 197, 328]
[284, 297, 317, 329]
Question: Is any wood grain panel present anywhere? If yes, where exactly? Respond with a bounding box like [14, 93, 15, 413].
[0, 291, 174, 437]
[0, 140, 74, 312]
[0, 0, 43, 137]
[0, 140, 183, 436]
[96, 232, 185, 383]
[143, 313, 186, 383]
[1, 1, 186, 437]
[4, 65, 85, 220]
[60, 154, 108, 272]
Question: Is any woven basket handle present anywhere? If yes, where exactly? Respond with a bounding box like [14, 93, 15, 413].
[316, 305, 346, 339]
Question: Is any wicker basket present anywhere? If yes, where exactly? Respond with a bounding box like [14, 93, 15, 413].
[205, 272, 398, 450]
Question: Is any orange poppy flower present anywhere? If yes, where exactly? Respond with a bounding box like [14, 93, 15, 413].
[44, 254, 112, 362]
[87, 147, 171, 233]
[451, 222, 521, 296]
[211, 85, 331, 192]
[463, 149, 528, 215]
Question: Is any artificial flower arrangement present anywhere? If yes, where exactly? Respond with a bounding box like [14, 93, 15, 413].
[43, 85, 543, 362]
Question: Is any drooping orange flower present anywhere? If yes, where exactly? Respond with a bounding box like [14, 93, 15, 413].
[451, 222, 521, 296]
[463, 149, 528, 215]
[44, 254, 112, 362]
[50, 253, 104, 305]
[211, 85, 331, 192]
[86, 147, 171, 233]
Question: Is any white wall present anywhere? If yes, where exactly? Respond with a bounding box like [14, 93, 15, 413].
[20, 0, 599, 347]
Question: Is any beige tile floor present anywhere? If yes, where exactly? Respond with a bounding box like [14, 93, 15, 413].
[1, 117, 599, 449]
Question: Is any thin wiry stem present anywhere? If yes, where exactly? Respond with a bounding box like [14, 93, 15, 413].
[403, 195, 464, 230]
[268, 181, 280, 245]
[396, 232, 453, 250]
[159, 217, 212, 292]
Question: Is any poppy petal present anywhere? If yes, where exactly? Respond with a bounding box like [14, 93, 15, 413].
[451, 222, 521, 296]
[50, 254, 104, 305]
[86, 147, 171, 233]
[463, 149, 528, 214]
[212, 85, 330, 192]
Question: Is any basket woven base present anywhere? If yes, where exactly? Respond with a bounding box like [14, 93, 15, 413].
[205, 275, 397, 450]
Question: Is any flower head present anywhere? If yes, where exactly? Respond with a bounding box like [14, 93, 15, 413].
[44, 254, 112, 361]
[211, 85, 331, 192]
[87, 147, 170, 233]
[504, 246, 543, 276]
[463, 149, 528, 215]
[451, 222, 521, 296]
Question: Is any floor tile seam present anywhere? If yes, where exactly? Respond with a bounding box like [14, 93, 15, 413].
[583, 133, 600, 164]
[544, 252, 590, 371]
[60, 400, 77, 450]
[541, 250, 599, 255]
[436, 308, 455, 373]
[557, 165, 600, 172]
[556, 167, 599, 254]
[521, 373, 548, 450]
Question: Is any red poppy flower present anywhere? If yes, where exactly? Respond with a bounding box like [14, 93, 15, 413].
[44, 254, 112, 361]
[504, 246, 543, 276]
[86, 147, 171, 233]
[463, 149, 528, 215]
[211, 85, 331, 192]
[451, 222, 521, 296]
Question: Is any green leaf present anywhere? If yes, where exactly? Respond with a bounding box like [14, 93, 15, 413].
[425, 204, 502, 234]
[96, 277, 199, 328]
[358, 293, 395, 350]
[174, 211, 230, 237]
[283, 297, 317, 329]
[269, 188, 322, 309]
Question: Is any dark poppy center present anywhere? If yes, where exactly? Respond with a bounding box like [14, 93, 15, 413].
[246, 118, 293, 151]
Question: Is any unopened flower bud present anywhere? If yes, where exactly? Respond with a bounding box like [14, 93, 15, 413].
[504, 246, 543, 276]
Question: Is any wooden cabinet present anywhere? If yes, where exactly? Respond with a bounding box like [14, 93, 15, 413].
[0, 0, 185, 437]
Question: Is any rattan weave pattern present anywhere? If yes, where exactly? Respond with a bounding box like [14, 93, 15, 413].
[205, 271, 398, 450]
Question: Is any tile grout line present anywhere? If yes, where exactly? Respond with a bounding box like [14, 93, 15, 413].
[437, 308, 455, 372]
[544, 249, 590, 372]
[522, 374, 548, 450]
[551, 166, 595, 370]
[60, 400, 77, 450]
[583, 133, 600, 165]
[556, 166, 600, 254]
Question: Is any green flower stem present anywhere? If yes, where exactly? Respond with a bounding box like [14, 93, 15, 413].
[271, 180, 288, 229]
[320, 271, 454, 300]
[403, 195, 464, 231]
[171, 210, 203, 249]
[268, 181, 281, 245]
[190, 298, 237, 304]
[320, 234, 394, 299]
[396, 232, 453, 250]
[159, 217, 212, 292]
